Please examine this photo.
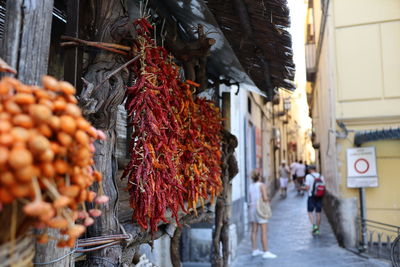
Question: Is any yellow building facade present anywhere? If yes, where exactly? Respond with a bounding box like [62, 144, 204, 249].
[306, 0, 400, 248]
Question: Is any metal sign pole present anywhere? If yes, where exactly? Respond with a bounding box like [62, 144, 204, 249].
[359, 187, 367, 252]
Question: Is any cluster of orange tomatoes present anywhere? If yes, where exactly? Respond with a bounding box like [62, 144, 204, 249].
[0, 76, 107, 247]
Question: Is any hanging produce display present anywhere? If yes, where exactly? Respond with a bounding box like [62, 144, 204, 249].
[123, 17, 223, 232]
[0, 76, 107, 247]
[123, 18, 186, 232]
[178, 85, 223, 214]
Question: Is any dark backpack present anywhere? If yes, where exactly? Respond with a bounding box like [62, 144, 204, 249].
[311, 174, 326, 198]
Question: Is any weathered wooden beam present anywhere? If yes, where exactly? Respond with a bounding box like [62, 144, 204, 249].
[0, 0, 22, 73]
[163, 22, 215, 92]
[170, 228, 183, 267]
[212, 130, 238, 267]
[122, 208, 213, 248]
[78, 1, 134, 266]
[173, 38, 215, 61]
[2, 0, 54, 85]
[1, 1, 73, 266]
[64, 0, 84, 93]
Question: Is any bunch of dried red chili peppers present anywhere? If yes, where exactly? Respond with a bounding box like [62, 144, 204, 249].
[122, 18, 222, 232]
[178, 85, 223, 214]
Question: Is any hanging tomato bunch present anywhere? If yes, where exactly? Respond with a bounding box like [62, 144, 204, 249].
[123, 18, 222, 232]
[0, 76, 108, 247]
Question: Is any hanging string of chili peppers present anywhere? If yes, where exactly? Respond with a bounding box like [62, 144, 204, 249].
[178, 84, 223, 215]
[123, 18, 186, 232]
[122, 17, 222, 232]
[192, 97, 223, 203]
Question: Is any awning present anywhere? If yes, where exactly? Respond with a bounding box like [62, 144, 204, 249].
[206, 0, 295, 94]
[354, 128, 400, 147]
[147, 0, 294, 99]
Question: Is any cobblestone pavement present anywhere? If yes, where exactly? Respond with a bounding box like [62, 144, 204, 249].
[231, 183, 390, 267]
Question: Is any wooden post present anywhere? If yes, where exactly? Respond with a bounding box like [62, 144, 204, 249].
[1, 1, 72, 266]
[78, 1, 134, 266]
[170, 226, 183, 267]
[1, 0, 54, 85]
[64, 0, 83, 92]
[212, 129, 238, 267]
[222, 92, 231, 131]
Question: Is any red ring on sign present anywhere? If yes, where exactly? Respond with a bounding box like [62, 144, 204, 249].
[354, 158, 369, 174]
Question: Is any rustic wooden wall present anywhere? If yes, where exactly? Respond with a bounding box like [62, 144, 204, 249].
[0, 1, 73, 266]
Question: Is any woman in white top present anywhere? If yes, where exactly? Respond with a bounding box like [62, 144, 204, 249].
[248, 171, 277, 259]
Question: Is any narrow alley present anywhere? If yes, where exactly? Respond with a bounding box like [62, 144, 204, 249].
[1, 0, 400, 266]
[231, 184, 390, 267]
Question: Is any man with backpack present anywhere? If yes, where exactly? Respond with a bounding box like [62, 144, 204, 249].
[302, 165, 326, 235]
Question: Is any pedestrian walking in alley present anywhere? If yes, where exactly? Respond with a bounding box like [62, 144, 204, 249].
[279, 161, 290, 198]
[248, 171, 277, 259]
[290, 160, 298, 182]
[303, 165, 326, 235]
[295, 160, 306, 194]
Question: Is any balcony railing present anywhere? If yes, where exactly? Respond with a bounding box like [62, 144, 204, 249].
[305, 43, 316, 81]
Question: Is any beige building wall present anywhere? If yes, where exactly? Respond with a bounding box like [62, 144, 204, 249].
[334, 0, 400, 122]
[338, 138, 400, 227]
[307, 0, 400, 247]
[333, 0, 400, 227]
[310, 1, 340, 195]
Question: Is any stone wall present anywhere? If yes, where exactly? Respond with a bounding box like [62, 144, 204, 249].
[181, 224, 213, 263]
[231, 197, 246, 242]
[138, 236, 171, 267]
[323, 190, 358, 248]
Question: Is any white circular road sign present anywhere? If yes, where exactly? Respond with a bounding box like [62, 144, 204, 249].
[354, 158, 369, 174]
